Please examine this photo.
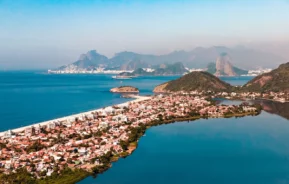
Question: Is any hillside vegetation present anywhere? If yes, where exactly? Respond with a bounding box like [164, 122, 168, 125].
[153, 71, 233, 93]
[242, 62, 289, 92]
[155, 62, 289, 93]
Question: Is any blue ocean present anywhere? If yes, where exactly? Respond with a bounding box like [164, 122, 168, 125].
[0, 71, 177, 131]
[2, 71, 289, 184]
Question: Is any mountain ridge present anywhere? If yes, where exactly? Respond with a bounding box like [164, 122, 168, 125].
[242, 62, 289, 92]
[57, 46, 285, 71]
[153, 62, 289, 93]
[119, 62, 188, 76]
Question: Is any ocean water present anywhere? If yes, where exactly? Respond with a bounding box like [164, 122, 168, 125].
[4, 72, 288, 184]
[0, 71, 250, 131]
[0, 71, 177, 131]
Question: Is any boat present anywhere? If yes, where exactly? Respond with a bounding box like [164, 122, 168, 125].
[112, 75, 132, 79]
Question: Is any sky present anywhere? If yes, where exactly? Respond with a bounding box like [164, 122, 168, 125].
[0, 0, 289, 69]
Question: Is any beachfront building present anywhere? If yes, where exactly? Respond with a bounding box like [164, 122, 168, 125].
[0, 93, 259, 178]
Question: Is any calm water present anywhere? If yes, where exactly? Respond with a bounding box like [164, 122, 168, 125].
[4, 72, 288, 184]
[0, 71, 177, 131]
[80, 112, 289, 184]
[0, 72, 249, 131]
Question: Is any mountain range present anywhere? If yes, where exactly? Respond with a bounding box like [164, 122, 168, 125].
[58, 46, 285, 71]
[154, 62, 289, 93]
[119, 62, 188, 76]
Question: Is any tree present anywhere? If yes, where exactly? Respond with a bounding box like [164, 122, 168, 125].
[119, 140, 129, 150]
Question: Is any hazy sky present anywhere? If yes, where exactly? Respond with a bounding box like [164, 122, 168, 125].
[0, 0, 289, 69]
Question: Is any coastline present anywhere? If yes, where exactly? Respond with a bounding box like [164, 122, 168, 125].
[77, 110, 260, 184]
[0, 94, 261, 184]
[0, 95, 151, 137]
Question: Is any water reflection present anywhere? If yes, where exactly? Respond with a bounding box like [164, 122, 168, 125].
[253, 100, 289, 120]
[216, 98, 289, 120]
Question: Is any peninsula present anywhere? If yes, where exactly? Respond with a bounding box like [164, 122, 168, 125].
[3, 62, 289, 183]
[0, 93, 260, 184]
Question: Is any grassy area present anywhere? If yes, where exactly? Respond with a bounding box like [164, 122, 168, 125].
[37, 169, 89, 184]
[0, 168, 89, 184]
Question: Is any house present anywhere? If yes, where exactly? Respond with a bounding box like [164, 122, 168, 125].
[99, 122, 108, 129]
[4, 130, 14, 138]
[25, 127, 33, 136]
[48, 122, 56, 130]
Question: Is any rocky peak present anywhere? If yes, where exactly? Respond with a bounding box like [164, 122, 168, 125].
[215, 53, 236, 76]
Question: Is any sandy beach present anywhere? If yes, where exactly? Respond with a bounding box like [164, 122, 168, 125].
[0, 95, 151, 137]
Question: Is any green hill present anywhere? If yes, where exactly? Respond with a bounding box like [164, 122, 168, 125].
[153, 71, 233, 93]
[242, 62, 289, 92]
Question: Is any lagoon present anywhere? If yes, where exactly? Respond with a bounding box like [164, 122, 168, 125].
[80, 110, 289, 184]
[3, 72, 286, 184]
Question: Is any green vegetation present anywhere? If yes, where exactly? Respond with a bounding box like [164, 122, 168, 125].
[0, 167, 89, 184]
[0, 99, 262, 184]
[155, 62, 289, 93]
[26, 140, 45, 153]
[206, 62, 216, 74]
[156, 71, 233, 92]
[38, 168, 89, 184]
[242, 62, 289, 92]
[116, 86, 139, 92]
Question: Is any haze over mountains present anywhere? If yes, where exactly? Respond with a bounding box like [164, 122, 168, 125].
[153, 62, 289, 93]
[58, 46, 285, 71]
[206, 53, 248, 76]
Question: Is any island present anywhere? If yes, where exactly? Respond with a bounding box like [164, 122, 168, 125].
[110, 86, 139, 93]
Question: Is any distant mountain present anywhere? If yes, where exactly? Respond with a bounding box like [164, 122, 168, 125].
[119, 62, 188, 76]
[59, 50, 108, 70]
[215, 53, 237, 76]
[206, 53, 248, 76]
[153, 62, 188, 75]
[58, 46, 285, 70]
[153, 71, 233, 93]
[242, 62, 289, 92]
[120, 60, 149, 71]
[119, 68, 150, 77]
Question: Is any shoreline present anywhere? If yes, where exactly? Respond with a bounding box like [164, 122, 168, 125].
[0, 94, 262, 184]
[78, 110, 261, 184]
[0, 95, 151, 137]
